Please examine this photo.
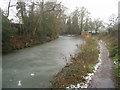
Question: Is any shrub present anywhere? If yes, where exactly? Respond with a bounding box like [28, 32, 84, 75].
[2, 14, 17, 53]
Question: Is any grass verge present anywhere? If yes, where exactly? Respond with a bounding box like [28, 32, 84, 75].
[50, 36, 99, 88]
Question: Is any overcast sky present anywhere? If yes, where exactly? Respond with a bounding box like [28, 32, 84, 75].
[0, 0, 119, 22]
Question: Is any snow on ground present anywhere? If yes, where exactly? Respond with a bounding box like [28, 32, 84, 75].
[66, 40, 102, 88]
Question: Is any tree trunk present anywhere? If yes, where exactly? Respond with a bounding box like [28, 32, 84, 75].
[7, 0, 11, 17]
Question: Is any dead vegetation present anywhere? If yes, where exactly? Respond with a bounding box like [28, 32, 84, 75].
[50, 36, 99, 88]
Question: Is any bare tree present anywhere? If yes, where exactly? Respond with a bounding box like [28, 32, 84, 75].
[79, 7, 90, 34]
[108, 14, 117, 27]
[93, 18, 103, 34]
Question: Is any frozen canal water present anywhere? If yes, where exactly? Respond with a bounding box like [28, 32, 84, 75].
[3, 36, 84, 88]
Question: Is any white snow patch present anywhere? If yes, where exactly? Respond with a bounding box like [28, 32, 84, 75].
[66, 41, 102, 88]
[30, 73, 35, 76]
[114, 61, 117, 65]
[18, 80, 22, 86]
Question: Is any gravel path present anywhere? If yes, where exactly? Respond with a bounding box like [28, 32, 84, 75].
[88, 40, 115, 88]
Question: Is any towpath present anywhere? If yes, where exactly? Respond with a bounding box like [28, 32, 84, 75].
[88, 40, 115, 88]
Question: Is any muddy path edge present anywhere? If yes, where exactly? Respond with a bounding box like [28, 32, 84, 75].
[88, 40, 115, 88]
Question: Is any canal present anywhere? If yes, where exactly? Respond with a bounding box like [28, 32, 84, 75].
[3, 36, 84, 88]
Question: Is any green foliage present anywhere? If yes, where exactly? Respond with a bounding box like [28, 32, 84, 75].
[110, 47, 118, 57]
[2, 14, 17, 53]
[113, 53, 120, 88]
[66, 9, 81, 34]
[113, 54, 119, 63]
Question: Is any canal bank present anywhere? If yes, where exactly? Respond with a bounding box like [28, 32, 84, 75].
[50, 36, 99, 88]
[50, 36, 115, 88]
